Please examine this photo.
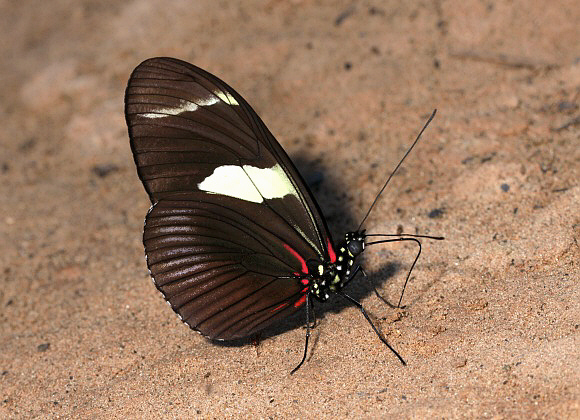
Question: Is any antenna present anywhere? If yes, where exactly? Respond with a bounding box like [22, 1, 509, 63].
[357, 109, 437, 230]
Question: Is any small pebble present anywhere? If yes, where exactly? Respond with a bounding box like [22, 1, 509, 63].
[428, 208, 445, 218]
[37, 343, 50, 352]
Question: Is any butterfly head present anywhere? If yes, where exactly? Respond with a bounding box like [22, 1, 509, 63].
[344, 230, 366, 257]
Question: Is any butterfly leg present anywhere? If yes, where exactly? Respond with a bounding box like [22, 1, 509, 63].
[396, 237, 422, 308]
[356, 267, 392, 308]
[344, 266, 389, 309]
[291, 291, 312, 374]
[342, 264, 365, 287]
[337, 291, 406, 366]
[353, 267, 398, 309]
[366, 237, 423, 308]
[308, 294, 318, 328]
[301, 294, 317, 328]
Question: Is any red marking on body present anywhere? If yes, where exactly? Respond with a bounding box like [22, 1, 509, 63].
[301, 286, 309, 294]
[326, 238, 337, 263]
[284, 243, 308, 274]
[271, 302, 288, 313]
[294, 294, 307, 307]
[301, 278, 309, 285]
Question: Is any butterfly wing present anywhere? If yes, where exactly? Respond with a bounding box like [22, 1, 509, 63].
[144, 194, 313, 339]
[125, 57, 334, 339]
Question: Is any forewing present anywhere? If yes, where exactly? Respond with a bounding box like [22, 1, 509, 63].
[125, 57, 332, 259]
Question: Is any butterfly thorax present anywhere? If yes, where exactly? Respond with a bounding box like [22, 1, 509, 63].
[308, 231, 366, 302]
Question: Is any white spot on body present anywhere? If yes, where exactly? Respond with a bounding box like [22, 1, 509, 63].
[198, 164, 298, 203]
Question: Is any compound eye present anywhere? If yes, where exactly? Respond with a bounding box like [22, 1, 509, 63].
[307, 259, 322, 275]
[347, 239, 364, 256]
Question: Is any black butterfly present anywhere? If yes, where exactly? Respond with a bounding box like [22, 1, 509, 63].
[124, 57, 441, 373]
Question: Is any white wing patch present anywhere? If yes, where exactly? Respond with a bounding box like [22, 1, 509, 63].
[141, 96, 219, 119]
[214, 90, 239, 105]
[198, 164, 298, 203]
[198, 166, 262, 203]
[244, 164, 297, 200]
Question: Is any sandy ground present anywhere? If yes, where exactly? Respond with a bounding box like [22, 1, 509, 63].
[1, 0, 579, 418]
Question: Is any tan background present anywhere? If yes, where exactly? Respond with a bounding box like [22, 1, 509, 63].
[1, 0, 578, 418]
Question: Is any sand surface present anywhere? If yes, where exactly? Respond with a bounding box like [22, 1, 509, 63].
[1, 1, 579, 418]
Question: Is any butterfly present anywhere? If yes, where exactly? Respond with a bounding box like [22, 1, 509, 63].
[124, 57, 441, 373]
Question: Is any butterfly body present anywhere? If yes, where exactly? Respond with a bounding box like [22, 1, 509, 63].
[305, 231, 366, 302]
